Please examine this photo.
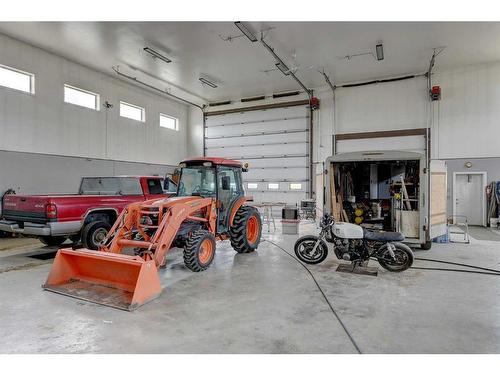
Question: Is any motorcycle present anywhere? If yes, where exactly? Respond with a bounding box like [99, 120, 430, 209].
[294, 214, 414, 272]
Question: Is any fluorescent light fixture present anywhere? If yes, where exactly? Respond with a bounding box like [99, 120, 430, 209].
[234, 21, 257, 42]
[376, 43, 384, 61]
[143, 47, 172, 64]
[199, 77, 218, 88]
[275, 62, 290, 76]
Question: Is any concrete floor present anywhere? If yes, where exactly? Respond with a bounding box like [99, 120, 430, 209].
[0, 224, 499, 353]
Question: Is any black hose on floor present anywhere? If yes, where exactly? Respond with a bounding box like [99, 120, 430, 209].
[263, 239, 362, 354]
[414, 257, 500, 274]
[411, 266, 500, 276]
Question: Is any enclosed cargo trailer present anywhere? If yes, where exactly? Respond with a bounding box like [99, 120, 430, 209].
[323, 150, 447, 249]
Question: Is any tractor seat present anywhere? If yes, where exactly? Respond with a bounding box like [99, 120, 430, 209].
[363, 229, 405, 242]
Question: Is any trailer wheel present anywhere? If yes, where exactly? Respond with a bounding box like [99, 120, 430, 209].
[420, 241, 432, 250]
[39, 236, 67, 247]
[230, 206, 262, 253]
[81, 221, 111, 250]
[183, 230, 216, 272]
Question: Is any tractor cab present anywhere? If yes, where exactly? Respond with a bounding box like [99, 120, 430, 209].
[177, 157, 246, 233]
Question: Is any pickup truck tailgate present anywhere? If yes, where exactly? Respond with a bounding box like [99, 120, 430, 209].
[2, 195, 50, 223]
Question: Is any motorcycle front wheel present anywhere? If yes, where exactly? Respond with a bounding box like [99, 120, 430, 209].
[377, 242, 414, 272]
[294, 235, 328, 264]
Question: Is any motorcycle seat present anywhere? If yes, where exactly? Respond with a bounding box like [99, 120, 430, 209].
[363, 229, 405, 242]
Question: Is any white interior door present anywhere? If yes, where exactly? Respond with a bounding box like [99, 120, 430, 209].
[455, 173, 484, 226]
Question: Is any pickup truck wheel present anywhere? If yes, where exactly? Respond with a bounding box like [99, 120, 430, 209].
[39, 236, 68, 247]
[82, 221, 111, 250]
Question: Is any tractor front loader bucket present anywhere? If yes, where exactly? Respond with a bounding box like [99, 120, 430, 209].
[42, 248, 161, 311]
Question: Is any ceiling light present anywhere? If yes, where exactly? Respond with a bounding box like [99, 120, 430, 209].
[275, 62, 290, 76]
[143, 47, 172, 64]
[234, 21, 257, 42]
[199, 77, 218, 88]
[376, 43, 384, 61]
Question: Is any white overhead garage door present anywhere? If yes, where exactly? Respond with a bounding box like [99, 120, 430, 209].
[205, 102, 310, 208]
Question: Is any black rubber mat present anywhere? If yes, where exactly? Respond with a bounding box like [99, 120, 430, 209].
[26, 251, 57, 260]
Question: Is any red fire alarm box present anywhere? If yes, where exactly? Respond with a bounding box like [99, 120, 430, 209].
[310, 96, 320, 110]
[430, 86, 441, 101]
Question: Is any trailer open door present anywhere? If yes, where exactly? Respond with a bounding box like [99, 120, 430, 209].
[429, 160, 448, 239]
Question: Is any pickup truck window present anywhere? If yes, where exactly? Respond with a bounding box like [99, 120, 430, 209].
[147, 178, 164, 195]
[79, 177, 143, 196]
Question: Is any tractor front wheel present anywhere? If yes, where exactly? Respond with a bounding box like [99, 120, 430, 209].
[230, 206, 262, 253]
[183, 230, 216, 272]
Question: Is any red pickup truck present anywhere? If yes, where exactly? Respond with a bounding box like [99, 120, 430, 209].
[0, 176, 177, 249]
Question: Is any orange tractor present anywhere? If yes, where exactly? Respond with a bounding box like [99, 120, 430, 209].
[43, 157, 262, 310]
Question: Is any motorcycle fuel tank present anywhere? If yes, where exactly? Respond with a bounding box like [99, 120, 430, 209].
[332, 222, 364, 239]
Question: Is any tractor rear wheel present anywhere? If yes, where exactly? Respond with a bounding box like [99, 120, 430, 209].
[230, 206, 262, 253]
[183, 230, 216, 272]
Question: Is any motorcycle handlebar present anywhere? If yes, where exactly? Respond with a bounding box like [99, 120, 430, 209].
[320, 213, 335, 228]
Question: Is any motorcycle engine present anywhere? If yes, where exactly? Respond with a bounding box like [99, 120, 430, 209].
[333, 239, 363, 261]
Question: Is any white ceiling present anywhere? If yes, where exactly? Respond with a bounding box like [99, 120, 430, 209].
[1, 22, 500, 102]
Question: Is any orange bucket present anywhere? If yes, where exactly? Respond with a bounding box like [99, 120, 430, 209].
[42, 248, 161, 311]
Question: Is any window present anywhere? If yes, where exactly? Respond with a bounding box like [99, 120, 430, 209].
[247, 183, 258, 190]
[160, 113, 179, 130]
[268, 183, 279, 190]
[64, 84, 99, 110]
[78, 177, 142, 196]
[177, 166, 216, 197]
[0, 64, 35, 94]
[120, 101, 145, 122]
[163, 177, 178, 194]
[290, 183, 303, 190]
[218, 167, 243, 197]
[147, 179, 164, 195]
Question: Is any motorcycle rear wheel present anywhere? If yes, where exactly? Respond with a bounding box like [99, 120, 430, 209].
[377, 242, 414, 272]
[294, 235, 328, 264]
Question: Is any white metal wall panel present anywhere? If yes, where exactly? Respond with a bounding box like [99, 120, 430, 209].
[335, 78, 428, 134]
[0, 33, 188, 166]
[336, 135, 426, 154]
[434, 64, 500, 159]
[0, 149, 173, 216]
[205, 105, 309, 207]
